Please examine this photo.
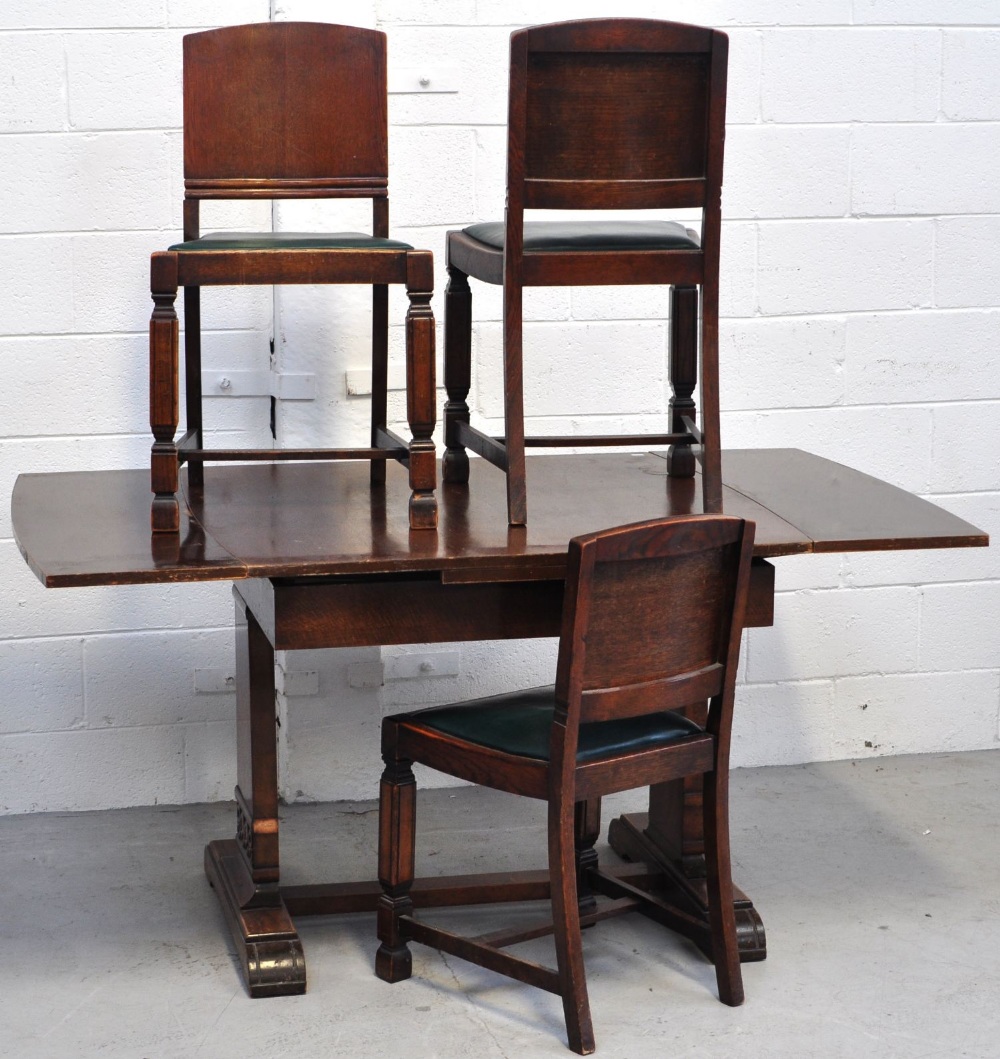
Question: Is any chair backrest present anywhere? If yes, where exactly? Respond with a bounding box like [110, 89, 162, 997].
[182, 22, 388, 202]
[554, 514, 754, 752]
[508, 19, 727, 213]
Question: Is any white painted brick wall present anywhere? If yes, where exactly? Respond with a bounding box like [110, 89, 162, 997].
[723, 125, 851, 219]
[1, 2, 997, 815]
[761, 29, 940, 122]
[66, 32, 184, 130]
[843, 310, 1000, 404]
[83, 629, 236, 728]
[935, 217, 1000, 308]
[942, 30, 1000, 120]
[831, 670, 1000, 757]
[0, 638, 84, 735]
[746, 586, 922, 684]
[757, 219, 935, 315]
[853, 125, 1000, 217]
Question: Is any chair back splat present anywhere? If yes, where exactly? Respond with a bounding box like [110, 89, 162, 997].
[443, 19, 728, 525]
[148, 23, 437, 534]
[516, 22, 716, 211]
[377, 513, 756, 1053]
[183, 23, 388, 200]
[560, 517, 744, 723]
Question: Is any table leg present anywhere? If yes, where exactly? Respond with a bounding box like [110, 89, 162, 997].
[204, 591, 306, 997]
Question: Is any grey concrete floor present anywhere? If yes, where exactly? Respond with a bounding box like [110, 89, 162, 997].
[1, 750, 998, 1059]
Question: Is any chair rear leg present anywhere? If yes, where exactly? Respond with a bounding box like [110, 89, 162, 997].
[699, 275, 723, 514]
[370, 283, 389, 486]
[550, 798, 596, 1055]
[183, 285, 204, 490]
[503, 284, 527, 526]
[376, 729, 416, 983]
[703, 767, 744, 1006]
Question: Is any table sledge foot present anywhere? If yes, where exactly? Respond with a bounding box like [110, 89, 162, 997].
[607, 812, 767, 963]
[205, 839, 306, 997]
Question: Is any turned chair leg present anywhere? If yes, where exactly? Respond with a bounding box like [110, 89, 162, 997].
[150, 251, 180, 533]
[403, 250, 437, 530]
[703, 767, 744, 1007]
[376, 736, 416, 984]
[443, 263, 472, 485]
[666, 284, 698, 479]
[550, 797, 596, 1055]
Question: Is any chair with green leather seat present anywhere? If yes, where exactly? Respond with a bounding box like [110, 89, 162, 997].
[148, 21, 436, 533]
[442, 18, 729, 525]
[376, 513, 756, 1054]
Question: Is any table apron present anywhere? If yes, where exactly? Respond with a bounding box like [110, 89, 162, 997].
[234, 559, 774, 651]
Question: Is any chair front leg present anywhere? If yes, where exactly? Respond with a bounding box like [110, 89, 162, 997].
[667, 284, 698, 479]
[150, 252, 180, 533]
[574, 797, 602, 919]
[376, 731, 416, 983]
[404, 250, 438, 530]
[443, 262, 472, 484]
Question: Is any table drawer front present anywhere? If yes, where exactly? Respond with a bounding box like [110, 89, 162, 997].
[271, 579, 567, 649]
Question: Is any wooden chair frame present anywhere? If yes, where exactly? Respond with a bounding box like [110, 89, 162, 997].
[442, 19, 728, 525]
[149, 22, 436, 534]
[376, 513, 756, 1053]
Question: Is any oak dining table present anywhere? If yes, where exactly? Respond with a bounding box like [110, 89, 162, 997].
[12, 448, 987, 997]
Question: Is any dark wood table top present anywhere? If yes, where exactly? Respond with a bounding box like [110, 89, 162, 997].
[12, 450, 987, 589]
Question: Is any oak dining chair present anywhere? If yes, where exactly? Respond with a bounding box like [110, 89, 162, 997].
[376, 513, 755, 1053]
[442, 18, 729, 525]
[148, 21, 436, 533]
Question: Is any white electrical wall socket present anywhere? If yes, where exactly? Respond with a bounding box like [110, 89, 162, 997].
[388, 68, 459, 94]
[201, 371, 316, 400]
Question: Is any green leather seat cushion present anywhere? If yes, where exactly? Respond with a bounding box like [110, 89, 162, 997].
[399, 685, 703, 763]
[170, 231, 413, 251]
[462, 220, 699, 252]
